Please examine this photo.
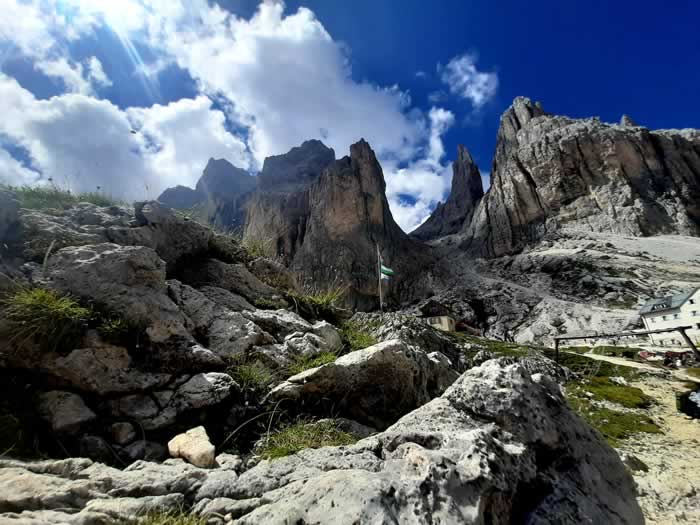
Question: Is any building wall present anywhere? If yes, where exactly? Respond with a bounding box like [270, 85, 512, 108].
[427, 316, 456, 332]
[641, 289, 700, 345]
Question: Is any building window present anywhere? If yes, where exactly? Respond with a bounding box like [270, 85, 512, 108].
[673, 313, 680, 320]
[650, 317, 656, 323]
[662, 315, 668, 321]
[693, 311, 698, 317]
[690, 299, 696, 305]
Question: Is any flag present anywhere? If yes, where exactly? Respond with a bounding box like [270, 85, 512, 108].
[380, 264, 395, 276]
[381, 273, 390, 280]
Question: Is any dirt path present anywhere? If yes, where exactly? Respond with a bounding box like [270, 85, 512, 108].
[616, 375, 700, 524]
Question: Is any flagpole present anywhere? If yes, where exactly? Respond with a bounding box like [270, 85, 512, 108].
[376, 243, 383, 312]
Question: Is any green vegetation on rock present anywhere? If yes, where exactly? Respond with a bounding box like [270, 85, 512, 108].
[287, 351, 338, 376]
[227, 358, 276, 393]
[570, 377, 653, 409]
[566, 396, 661, 446]
[258, 420, 357, 459]
[131, 510, 207, 525]
[2, 287, 92, 351]
[340, 321, 378, 351]
[7, 184, 119, 210]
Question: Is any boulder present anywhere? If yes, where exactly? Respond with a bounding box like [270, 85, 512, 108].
[170, 372, 236, 412]
[178, 258, 283, 304]
[231, 359, 644, 524]
[269, 339, 458, 429]
[45, 243, 189, 342]
[37, 391, 96, 435]
[248, 257, 299, 292]
[109, 422, 136, 446]
[45, 344, 171, 395]
[168, 426, 216, 468]
[0, 189, 20, 243]
[122, 441, 167, 463]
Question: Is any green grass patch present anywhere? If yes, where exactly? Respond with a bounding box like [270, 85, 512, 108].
[686, 368, 700, 379]
[7, 184, 119, 210]
[227, 358, 276, 393]
[287, 351, 338, 376]
[132, 510, 207, 525]
[287, 284, 346, 309]
[258, 420, 357, 459]
[339, 321, 378, 351]
[252, 297, 281, 309]
[451, 333, 543, 358]
[575, 377, 653, 409]
[1, 287, 91, 352]
[242, 236, 276, 259]
[566, 396, 661, 446]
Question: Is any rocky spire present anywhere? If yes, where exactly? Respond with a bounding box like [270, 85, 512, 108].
[619, 114, 637, 127]
[461, 96, 700, 257]
[412, 145, 484, 240]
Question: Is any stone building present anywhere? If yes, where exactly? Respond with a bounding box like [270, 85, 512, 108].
[640, 288, 700, 345]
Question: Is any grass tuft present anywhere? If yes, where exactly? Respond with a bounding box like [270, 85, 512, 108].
[258, 420, 357, 460]
[1, 287, 91, 351]
[242, 236, 277, 259]
[227, 358, 276, 393]
[7, 184, 119, 210]
[340, 321, 377, 351]
[572, 377, 653, 409]
[135, 510, 208, 525]
[287, 351, 338, 376]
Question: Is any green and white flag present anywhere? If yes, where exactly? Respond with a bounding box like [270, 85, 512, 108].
[380, 264, 395, 276]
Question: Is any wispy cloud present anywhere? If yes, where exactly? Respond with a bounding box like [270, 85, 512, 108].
[440, 53, 498, 108]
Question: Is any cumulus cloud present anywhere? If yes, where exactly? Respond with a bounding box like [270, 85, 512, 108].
[0, 74, 249, 200]
[440, 53, 498, 108]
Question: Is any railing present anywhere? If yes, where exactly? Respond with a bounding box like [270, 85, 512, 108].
[552, 325, 700, 362]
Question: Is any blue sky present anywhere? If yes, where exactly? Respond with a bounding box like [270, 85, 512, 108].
[0, 1, 698, 231]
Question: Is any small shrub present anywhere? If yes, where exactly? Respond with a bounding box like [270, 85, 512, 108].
[2, 288, 92, 351]
[340, 321, 377, 351]
[8, 184, 119, 210]
[242, 236, 276, 259]
[287, 351, 338, 376]
[227, 358, 276, 393]
[97, 316, 145, 348]
[252, 297, 281, 310]
[134, 510, 208, 525]
[258, 420, 357, 459]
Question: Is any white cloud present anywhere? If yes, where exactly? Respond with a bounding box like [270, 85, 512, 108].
[440, 53, 498, 108]
[87, 57, 112, 88]
[0, 74, 249, 200]
[0, 147, 41, 186]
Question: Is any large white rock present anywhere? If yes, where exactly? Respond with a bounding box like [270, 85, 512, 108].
[168, 426, 216, 468]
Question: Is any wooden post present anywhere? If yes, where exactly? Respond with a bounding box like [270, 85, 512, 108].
[677, 328, 700, 360]
[554, 338, 560, 363]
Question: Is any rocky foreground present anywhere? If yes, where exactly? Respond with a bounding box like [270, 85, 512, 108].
[0, 358, 642, 524]
[0, 192, 651, 523]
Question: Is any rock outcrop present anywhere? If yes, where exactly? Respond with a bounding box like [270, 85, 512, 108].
[461, 96, 700, 257]
[158, 158, 256, 228]
[412, 144, 485, 240]
[246, 139, 431, 309]
[0, 359, 643, 524]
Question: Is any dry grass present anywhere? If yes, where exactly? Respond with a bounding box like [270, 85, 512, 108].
[258, 420, 357, 459]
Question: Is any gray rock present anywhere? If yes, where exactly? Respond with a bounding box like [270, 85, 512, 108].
[46, 344, 171, 395]
[45, 243, 189, 343]
[243, 308, 312, 339]
[412, 144, 484, 240]
[199, 285, 254, 311]
[109, 422, 136, 446]
[269, 339, 458, 429]
[234, 359, 643, 524]
[122, 440, 167, 463]
[78, 435, 113, 464]
[170, 372, 236, 412]
[462, 96, 700, 257]
[37, 391, 96, 435]
[0, 189, 20, 243]
[83, 493, 184, 521]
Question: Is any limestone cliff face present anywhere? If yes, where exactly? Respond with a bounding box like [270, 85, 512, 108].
[292, 140, 428, 308]
[158, 158, 256, 228]
[462, 97, 700, 257]
[245, 139, 429, 309]
[244, 140, 334, 259]
[411, 145, 484, 240]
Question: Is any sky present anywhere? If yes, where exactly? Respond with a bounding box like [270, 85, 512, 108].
[0, 1, 698, 232]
